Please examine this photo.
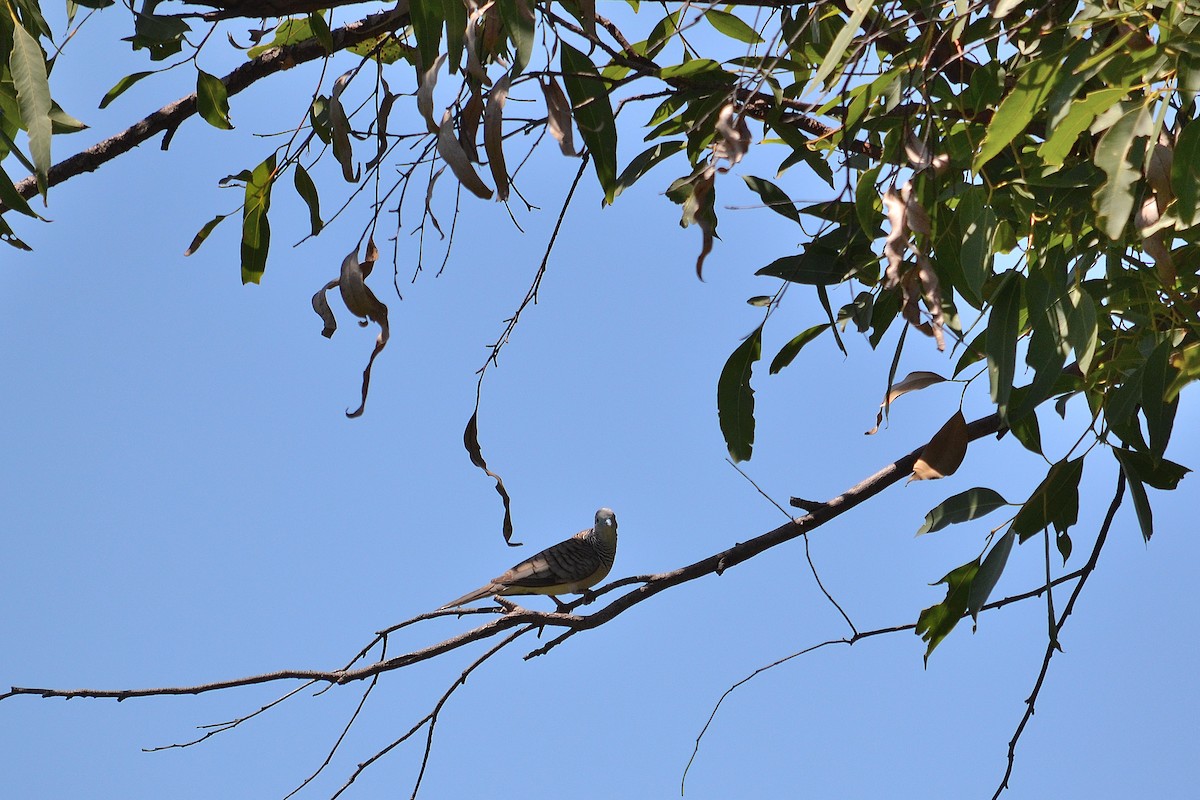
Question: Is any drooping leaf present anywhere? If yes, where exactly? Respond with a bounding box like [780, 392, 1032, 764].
[911, 410, 969, 481]
[409, 0, 445, 73]
[560, 43, 618, 203]
[957, 186, 994, 303]
[196, 70, 233, 130]
[240, 153, 275, 284]
[1141, 339, 1179, 462]
[1172, 120, 1200, 227]
[10, 23, 52, 197]
[769, 323, 829, 374]
[1038, 87, 1127, 166]
[484, 73, 511, 202]
[1122, 467, 1154, 543]
[718, 325, 763, 462]
[438, 109, 493, 199]
[916, 558, 980, 664]
[1011, 458, 1084, 541]
[986, 271, 1023, 418]
[807, 0, 873, 95]
[968, 530, 1014, 624]
[540, 76, 579, 158]
[329, 70, 358, 183]
[293, 163, 322, 235]
[1093, 101, 1152, 241]
[917, 487, 1009, 535]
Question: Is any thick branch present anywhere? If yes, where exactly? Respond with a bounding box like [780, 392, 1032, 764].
[2, 5, 412, 209]
[3, 412, 1002, 702]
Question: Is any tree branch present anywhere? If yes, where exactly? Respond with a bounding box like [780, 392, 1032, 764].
[2, 6, 412, 210]
[2, 412, 1002, 704]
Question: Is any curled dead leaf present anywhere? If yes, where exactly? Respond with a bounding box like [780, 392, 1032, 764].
[458, 86, 484, 163]
[465, 1, 496, 86]
[712, 104, 752, 173]
[311, 242, 391, 418]
[904, 132, 951, 175]
[911, 410, 968, 481]
[866, 370, 947, 435]
[417, 53, 449, 134]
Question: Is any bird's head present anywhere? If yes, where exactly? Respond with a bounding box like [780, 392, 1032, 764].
[595, 507, 617, 530]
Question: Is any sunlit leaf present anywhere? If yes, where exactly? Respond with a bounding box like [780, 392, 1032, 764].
[705, 9, 763, 44]
[10, 23, 52, 197]
[1093, 101, 1152, 241]
[196, 70, 233, 130]
[240, 153, 275, 284]
[974, 57, 1061, 171]
[917, 487, 1009, 535]
[867, 370, 947, 435]
[184, 213, 227, 256]
[911, 411, 968, 481]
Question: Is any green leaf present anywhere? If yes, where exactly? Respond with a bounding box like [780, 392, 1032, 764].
[612, 141, 684, 199]
[743, 175, 801, 225]
[1038, 87, 1127, 166]
[1064, 285, 1097, 374]
[308, 12, 334, 53]
[409, 0, 445, 73]
[705, 9, 763, 44]
[1172, 120, 1200, 227]
[560, 43, 618, 203]
[241, 154, 276, 284]
[196, 70, 233, 130]
[245, 18, 314, 59]
[986, 271, 1023, 417]
[807, 0, 873, 95]
[854, 165, 881, 237]
[1124, 470, 1153, 543]
[1011, 458, 1084, 541]
[184, 214, 227, 256]
[99, 71, 155, 109]
[293, 163, 322, 236]
[769, 323, 829, 374]
[756, 226, 869, 285]
[500, 0, 534, 73]
[916, 559, 979, 664]
[0, 162, 38, 218]
[10, 23, 52, 197]
[718, 325, 762, 462]
[974, 57, 1061, 171]
[1141, 339, 1179, 461]
[917, 487, 1010, 535]
[1093, 102, 1152, 241]
[968, 531, 1014, 622]
[1113, 448, 1190, 490]
[957, 186, 995, 302]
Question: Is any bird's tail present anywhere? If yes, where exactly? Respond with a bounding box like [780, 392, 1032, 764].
[439, 584, 497, 610]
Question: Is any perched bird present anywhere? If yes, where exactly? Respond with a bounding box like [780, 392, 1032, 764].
[441, 508, 618, 610]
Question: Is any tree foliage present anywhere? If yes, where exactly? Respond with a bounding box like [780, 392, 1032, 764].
[2, 0, 1198, 794]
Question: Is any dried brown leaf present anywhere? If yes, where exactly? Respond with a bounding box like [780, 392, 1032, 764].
[866, 370, 947, 435]
[692, 170, 716, 279]
[311, 278, 339, 338]
[484, 73, 511, 202]
[712, 103, 751, 172]
[911, 410, 968, 481]
[465, 1, 496, 86]
[417, 53, 449, 134]
[458, 86, 484, 163]
[540, 76, 577, 156]
[438, 109, 493, 199]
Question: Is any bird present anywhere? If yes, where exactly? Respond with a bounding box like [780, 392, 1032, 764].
[440, 508, 618, 610]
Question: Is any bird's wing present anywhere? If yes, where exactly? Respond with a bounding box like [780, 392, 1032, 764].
[496, 529, 601, 590]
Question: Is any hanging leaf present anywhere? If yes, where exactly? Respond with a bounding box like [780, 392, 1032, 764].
[718, 325, 763, 462]
[293, 163, 322, 235]
[1113, 448, 1190, 490]
[1010, 458, 1084, 541]
[10, 24, 53, 197]
[612, 141, 683, 199]
[743, 175, 801, 225]
[973, 56, 1062, 171]
[560, 43, 618, 202]
[183, 213, 227, 256]
[329, 70, 359, 183]
[1172, 120, 1200, 227]
[967, 531, 1015, 625]
[483, 73, 511, 202]
[438, 109, 493, 199]
[917, 487, 1009, 535]
[1093, 101, 1153, 241]
[916, 558, 979, 664]
[986, 271, 1023, 418]
[240, 154, 275, 284]
[196, 69, 233, 130]
[911, 410, 969, 481]
[1141, 339, 1179, 462]
[540, 76, 578, 157]
[866, 370, 947, 435]
[99, 70, 155, 109]
[463, 409, 518, 546]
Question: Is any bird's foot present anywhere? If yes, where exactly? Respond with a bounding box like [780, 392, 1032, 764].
[579, 588, 598, 606]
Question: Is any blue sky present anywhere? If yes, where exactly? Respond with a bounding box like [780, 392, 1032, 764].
[3, 6, 1197, 799]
